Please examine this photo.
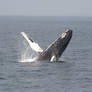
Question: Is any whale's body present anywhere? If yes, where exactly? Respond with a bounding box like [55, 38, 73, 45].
[21, 29, 72, 62]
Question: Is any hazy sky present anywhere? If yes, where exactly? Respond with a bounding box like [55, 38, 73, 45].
[0, 0, 92, 16]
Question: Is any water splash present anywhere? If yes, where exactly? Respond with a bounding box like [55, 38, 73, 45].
[19, 39, 38, 62]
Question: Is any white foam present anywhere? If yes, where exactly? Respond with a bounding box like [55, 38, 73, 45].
[19, 58, 37, 62]
[19, 34, 40, 63]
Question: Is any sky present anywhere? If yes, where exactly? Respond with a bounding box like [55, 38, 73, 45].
[0, 0, 92, 16]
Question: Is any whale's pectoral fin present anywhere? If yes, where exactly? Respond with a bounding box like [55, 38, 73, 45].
[50, 55, 57, 62]
[21, 32, 43, 52]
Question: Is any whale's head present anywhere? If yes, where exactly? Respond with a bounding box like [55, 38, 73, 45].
[61, 29, 72, 44]
[37, 29, 73, 61]
[57, 29, 72, 57]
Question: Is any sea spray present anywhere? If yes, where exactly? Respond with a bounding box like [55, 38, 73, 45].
[19, 38, 38, 62]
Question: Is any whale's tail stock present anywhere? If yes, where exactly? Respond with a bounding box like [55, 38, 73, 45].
[20, 29, 72, 62]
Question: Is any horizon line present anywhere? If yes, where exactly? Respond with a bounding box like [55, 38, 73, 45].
[0, 15, 92, 17]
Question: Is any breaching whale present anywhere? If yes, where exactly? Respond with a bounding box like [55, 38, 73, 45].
[21, 29, 72, 62]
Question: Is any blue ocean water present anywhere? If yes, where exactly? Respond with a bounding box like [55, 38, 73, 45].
[0, 16, 92, 92]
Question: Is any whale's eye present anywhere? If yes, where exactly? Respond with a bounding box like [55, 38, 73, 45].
[61, 32, 67, 38]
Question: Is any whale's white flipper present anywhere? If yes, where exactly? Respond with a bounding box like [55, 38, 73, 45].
[50, 55, 56, 62]
[21, 32, 43, 52]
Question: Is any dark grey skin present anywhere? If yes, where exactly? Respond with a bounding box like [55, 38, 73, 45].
[36, 29, 72, 61]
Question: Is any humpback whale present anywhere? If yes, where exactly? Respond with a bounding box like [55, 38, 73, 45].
[21, 29, 72, 62]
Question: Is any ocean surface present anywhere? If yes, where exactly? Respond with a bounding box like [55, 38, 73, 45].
[0, 16, 92, 92]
